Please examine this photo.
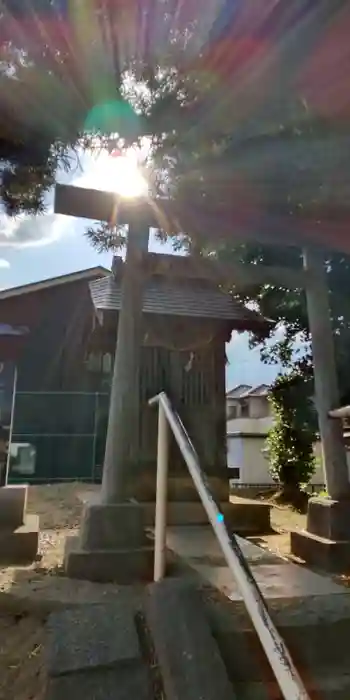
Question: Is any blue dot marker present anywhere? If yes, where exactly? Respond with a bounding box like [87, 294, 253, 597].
[216, 513, 224, 523]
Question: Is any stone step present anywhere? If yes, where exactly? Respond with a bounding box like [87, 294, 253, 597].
[164, 529, 350, 697]
[145, 579, 350, 700]
[165, 525, 348, 603]
[44, 577, 350, 700]
[145, 578, 235, 700]
[78, 490, 271, 532]
[208, 612, 350, 681]
[141, 500, 271, 532]
[291, 527, 350, 573]
[166, 526, 281, 565]
[0, 513, 39, 564]
[200, 581, 350, 698]
[0, 484, 28, 528]
[63, 534, 154, 584]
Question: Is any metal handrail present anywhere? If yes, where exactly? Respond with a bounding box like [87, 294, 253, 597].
[329, 405, 350, 418]
[149, 391, 310, 700]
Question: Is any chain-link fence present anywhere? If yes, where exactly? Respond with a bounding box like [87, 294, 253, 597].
[9, 391, 110, 483]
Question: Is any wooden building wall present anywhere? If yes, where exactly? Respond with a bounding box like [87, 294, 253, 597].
[0, 279, 97, 392]
[93, 329, 229, 487]
[0, 279, 105, 482]
[139, 342, 227, 476]
[0, 283, 228, 484]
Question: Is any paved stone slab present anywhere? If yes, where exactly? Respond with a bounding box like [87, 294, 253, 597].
[0, 484, 27, 527]
[145, 578, 235, 700]
[166, 525, 347, 605]
[46, 665, 153, 700]
[166, 526, 281, 566]
[0, 513, 39, 564]
[196, 561, 345, 600]
[47, 601, 141, 676]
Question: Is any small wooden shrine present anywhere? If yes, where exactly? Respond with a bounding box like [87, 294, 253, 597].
[88, 253, 269, 502]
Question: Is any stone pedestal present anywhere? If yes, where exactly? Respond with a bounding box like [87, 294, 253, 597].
[130, 473, 230, 504]
[0, 485, 39, 564]
[140, 497, 271, 533]
[64, 501, 154, 583]
[291, 497, 350, 573]
[134, 476, 270, 532]
[79, 477, 271, 534]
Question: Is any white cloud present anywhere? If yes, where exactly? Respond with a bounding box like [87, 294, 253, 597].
[0, 258, 10, 268]
[0, 209, 74, 249]
[0, 148, 89, 249]
[0, 146, 174, 250]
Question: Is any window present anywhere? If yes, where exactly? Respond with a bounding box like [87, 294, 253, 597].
[102, 353, 112, 375]
[10, 443, 36, 475]
[240, 400, 250, 418]
[229, 468, 240, 480]
[227, 403, 238, 419]
[86, 352, 113, 374]
[86, 353, 101, 372]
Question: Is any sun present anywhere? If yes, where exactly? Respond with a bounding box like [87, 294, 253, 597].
[89, 149, 148, 199]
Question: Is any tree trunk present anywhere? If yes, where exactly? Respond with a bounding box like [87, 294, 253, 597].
[101, 221, 149, 504]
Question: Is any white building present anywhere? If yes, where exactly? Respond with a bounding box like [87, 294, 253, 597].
[226, 384, 273, 484]
[226, 384, 326, 486]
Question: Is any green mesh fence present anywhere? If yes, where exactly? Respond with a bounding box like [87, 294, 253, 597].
[9, 391, 110, 483]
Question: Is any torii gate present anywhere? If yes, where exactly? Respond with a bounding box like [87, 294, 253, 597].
[55, 182, 350, 575]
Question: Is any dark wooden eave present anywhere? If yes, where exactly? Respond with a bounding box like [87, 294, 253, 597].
[89, 259, 271, 334]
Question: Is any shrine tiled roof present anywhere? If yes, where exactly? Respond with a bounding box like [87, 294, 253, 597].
[89, 274, 267, 330]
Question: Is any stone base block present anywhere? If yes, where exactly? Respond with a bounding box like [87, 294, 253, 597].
[307, 497, 350, 540]
[64, 536, 154, 583]
[291, 529, 350, 574]
[141, 499, 271, 534]
[0, 484, 28, 528]
[80, 502, 149, 551]
[0, 513, 39, 564]
[132, 474, 229, 503]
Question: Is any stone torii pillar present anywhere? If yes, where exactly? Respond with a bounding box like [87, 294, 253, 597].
[303, 248, 349, 499]
[291, 247, 350, 573]
[55, 184, 156, 582]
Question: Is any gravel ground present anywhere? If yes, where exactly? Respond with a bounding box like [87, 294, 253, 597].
[0, 613, 46, 700]
[0, 483, 345, 699]
[0, 483, 141, 700]
[0, 483, 148, 610]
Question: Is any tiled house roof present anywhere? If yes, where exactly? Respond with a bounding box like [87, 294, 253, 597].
[89, 275, 267, 329]
[226, 384, 253, 398]
[227, 383, 270, 398]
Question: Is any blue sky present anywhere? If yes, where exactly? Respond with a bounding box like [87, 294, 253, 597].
[0, 150, 280, 389]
